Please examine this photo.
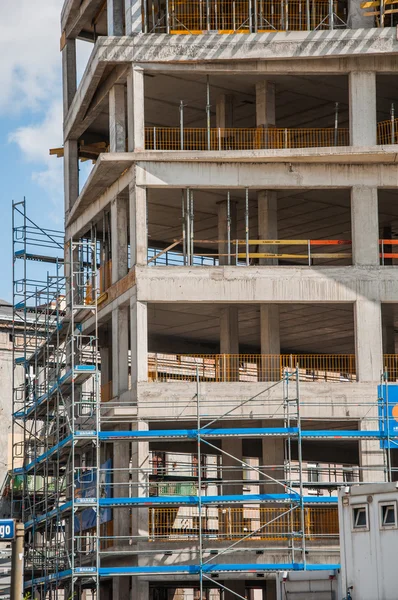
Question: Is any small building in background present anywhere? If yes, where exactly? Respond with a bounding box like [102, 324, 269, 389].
[339, 482, 398, 600]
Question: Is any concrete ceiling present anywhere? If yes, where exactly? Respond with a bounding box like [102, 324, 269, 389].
[147, 188, 398, 254]
[148, 302, 356, 354]
[86, 71, 398, 141]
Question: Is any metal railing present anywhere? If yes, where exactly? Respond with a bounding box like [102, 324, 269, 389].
[148, 353, 357, 382]
[148, 506, 339, 541]
[377, 119, 398, 145]
[145, 126, 350, 151]
[148, 0, 348, 33]
[145, 122, 398, 151]
[146, 239, 398, 267]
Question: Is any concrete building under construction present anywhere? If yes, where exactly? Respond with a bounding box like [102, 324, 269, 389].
[10, 0, 398, 599]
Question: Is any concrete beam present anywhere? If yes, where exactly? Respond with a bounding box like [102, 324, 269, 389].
[98, 29, 398, 65]
[136, 159, 398, 189]
[136, 380, 379, 421]
[134, 265, 398, 304]
[62, 0, 105, 38]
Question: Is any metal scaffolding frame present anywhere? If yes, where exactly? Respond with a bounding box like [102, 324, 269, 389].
[11, 200, 398, 599]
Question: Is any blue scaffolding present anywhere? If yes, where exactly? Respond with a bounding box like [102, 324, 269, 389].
[11, 200, 396, 599]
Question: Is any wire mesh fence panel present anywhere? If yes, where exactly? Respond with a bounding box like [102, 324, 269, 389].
[148, 506, 339, 540]
[145, 127, 350, 150]
[148, 353, 358, 382]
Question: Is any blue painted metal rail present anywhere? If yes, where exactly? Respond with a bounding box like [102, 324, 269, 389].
[24, 563, 341, 588]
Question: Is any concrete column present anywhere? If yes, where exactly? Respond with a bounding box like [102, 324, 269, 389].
[125, 0, 143, 34]
[351, 187, 379, 266]
[112, 439, 131, 543]
[131, 579, 149, 600]
[348, 0, 373, 28]
[127, 66, 145, 151]
[382, 305, 395, 355]
[256, 81, 276, 127]
[113, 578, 130, 599]
[64, 140, 79, 215]
[359, 418, 385, 482]
[220, 307, 239, 355]
[354, 298, 383, 382]
[99, 327, 112, 400]
[109, 84, 126, 152]
[130, 294, 148, 398]
[258, 190, 278, 265]
[221, 438, 243, 496]
[107, 0, 124, 35]
[62, 38, 77, 116]
[265, 578, 278, 600]
[349, 72, 377, 146]
[111, 193, 129, 283]
[223, 581, 246, 600]
[112, 305, 129, 396]
[217, 199, 237, 266]
[221, 439, 244, 544]
[131, 421, 149, 536]
[216, 94, 233, 129]
[262, 426, 285, 494]
[220, 306, 239, 382]
[260, 305, 280, 381]
[129, 183, 147, 266]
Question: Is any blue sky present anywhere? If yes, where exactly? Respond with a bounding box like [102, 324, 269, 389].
[0, 1, 91, 301]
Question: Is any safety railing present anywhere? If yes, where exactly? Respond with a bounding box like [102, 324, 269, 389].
[148, 505, 339, 541]
[145, 122, 398, 151]
[360, 0, 398, 27]
[145, 126, 350, 151]
[147, 0, 348, 33]
[383, 355, 398, 381]
[148, 353, 357, 382]
[99, 259, 112, 294]
[148, 238, 353, 266]
[378, 119, 398, 144]
[147, 239, 398, 267]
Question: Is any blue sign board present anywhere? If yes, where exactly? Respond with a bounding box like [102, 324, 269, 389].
[0, 520, 15, 540]
[378, 384, 398, 448]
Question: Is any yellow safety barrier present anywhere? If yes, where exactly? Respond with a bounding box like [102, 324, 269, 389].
[165, 0, 343, 32]
[145, 127, 350, 151]
[383, 355, 398, 381]
[148, 353, 357, 382]
[148, 506, 339, 541]
[377, 119, 398, 145]
[99, 259, 112, 294]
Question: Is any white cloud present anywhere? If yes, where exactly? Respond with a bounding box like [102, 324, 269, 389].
[3, 2, 93, 214]
[0, 0, 63, 112]
[9, 101, 64, 210]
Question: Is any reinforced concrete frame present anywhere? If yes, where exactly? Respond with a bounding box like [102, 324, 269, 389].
[10, 200, 398, 599]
